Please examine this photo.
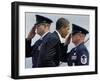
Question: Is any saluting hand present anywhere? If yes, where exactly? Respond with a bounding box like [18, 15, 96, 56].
[64, 33, 71, 46]
[27, 24, 37, 40]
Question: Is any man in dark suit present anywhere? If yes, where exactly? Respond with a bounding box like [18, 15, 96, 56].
[67, 24, 89, 66]
[51, 18, 71, 64]
[26, 15, 53, 67]
[36, 17, 71, 67]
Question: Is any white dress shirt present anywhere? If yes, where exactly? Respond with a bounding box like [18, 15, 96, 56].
[55, 30, 65, 43]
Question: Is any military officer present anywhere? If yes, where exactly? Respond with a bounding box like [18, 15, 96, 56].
[26, 15, 53, 67]
[67, 24, 89, 66]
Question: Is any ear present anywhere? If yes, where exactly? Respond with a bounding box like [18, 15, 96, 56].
[82, 34, 86, 38]
[43, 23, 47, 28]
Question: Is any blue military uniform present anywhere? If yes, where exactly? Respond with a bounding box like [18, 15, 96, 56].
[67, 24, 89, 66]
[67, 42, 89, 66]
[26, 15, 53, 67]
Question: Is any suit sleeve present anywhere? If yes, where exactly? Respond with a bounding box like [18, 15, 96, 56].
[25, 39, 33, 57]
[60, 43, 68, 62]
[67, 53, 73, 66]
[37, 37, 59, 67]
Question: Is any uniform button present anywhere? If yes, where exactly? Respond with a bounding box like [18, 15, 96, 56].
[74, 53, 76, 55]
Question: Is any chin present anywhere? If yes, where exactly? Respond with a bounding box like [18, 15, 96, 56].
[62, 36, 65, 38]
[62, 35, 66, 38]
[37, 32, 40, 35]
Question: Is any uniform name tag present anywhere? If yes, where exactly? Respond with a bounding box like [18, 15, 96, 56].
[71, 55, 77, 60]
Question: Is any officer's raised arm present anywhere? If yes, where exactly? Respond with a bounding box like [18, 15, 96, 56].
[26, 25, 36, 57]
[27, 24, 37, 40]
[64, 33, 71, 46]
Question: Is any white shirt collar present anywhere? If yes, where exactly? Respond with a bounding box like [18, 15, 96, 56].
[41, 31, 49, 39]
[55, 30, 65, 43]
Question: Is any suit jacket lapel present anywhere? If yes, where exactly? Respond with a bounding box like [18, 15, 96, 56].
[53, 31, 61, 43]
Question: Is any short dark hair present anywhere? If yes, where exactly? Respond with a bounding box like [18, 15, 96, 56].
[56, 18, 69, 30]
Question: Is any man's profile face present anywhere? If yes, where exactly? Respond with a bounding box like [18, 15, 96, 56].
[36, 23, 46, 36]
[60, 25, 70, 38]
[72, 33, 82, 44]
